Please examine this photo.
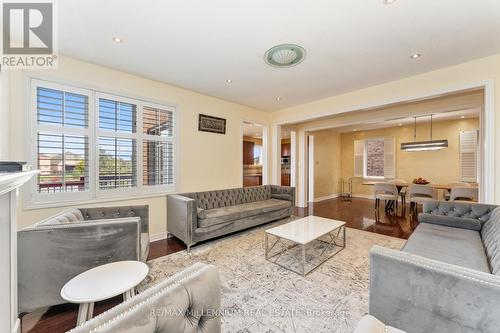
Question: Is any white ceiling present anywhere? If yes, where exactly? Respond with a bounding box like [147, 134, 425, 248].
[331, 108, 480, 133]
[59, 1, 500, 111]
[242, 122, 263, 138]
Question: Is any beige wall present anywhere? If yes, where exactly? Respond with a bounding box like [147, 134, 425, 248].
[270, 54, 500, 204]
[9, 56, 269, 235]
[0, 69, 10, 159]
[341, 118, 479, 197]
[311, 130, 341, 199]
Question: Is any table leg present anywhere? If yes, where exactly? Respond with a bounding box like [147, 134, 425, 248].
[123, 288, 135, 301]
[77, 303, 91, 325]
[86, 303, 94, 321]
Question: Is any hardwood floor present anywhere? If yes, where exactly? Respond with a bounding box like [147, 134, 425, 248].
[22, 197, 418, 332]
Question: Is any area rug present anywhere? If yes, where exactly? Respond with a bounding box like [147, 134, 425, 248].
[139, 218, 405, 333]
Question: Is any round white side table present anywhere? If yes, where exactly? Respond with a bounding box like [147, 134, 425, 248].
[61, 261, 149, 326]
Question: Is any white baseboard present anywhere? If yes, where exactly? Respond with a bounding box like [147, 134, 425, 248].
[149, 232, 169, 242]
[313, 193, 339, 202]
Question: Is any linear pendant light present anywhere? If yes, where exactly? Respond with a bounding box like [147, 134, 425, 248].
[401, 115, 448, 151]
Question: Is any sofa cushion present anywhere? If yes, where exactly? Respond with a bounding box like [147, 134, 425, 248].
[402, 223, 490, 273]
[197, 199, 291, 228]
[481, 207, 500, 275]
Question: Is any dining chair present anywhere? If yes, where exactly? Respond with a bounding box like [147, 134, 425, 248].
[387, 179, 408, 206]
[449, 187, 478, 202]
[374, 183, 399, 217]
[408, 185, 438, 217]
[444, 182, 470, 200]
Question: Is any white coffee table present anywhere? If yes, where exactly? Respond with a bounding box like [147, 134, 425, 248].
[61, 261, 149, 325]
[265, 216, 346, 276]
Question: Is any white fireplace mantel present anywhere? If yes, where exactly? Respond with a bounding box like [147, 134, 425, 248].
[0, 171, 38, 333]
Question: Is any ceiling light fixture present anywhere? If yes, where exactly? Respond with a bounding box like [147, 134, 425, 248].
[353, 129, 357, 132]
[276, 97, 282, 101]
[265, 44, 306, 68]
[401, 115, 448, 151]
[112, 37, 123, 43]
[383, 0, 397, 4]
[398, 123, 403, 126]
[461, 116, 465, 119]
[225, 79, 232, 83]
[410, 53, 422, 59]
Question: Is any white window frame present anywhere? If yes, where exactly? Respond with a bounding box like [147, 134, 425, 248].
[364, 138, 385, 180]
[28, 78, 178, 207]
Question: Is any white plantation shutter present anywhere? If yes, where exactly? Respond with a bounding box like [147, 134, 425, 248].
[354, 140, 365, 177]
[35, 84, 91, 195]
[384, 137, 396, 179]
[460, 130, 478, 182]
[142, 106, 175, 186]
[31, 79, 178, 204]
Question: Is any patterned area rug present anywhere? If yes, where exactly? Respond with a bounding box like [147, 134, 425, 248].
[139, 217, 405, 333]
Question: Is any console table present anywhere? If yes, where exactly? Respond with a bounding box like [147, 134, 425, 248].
[0, 171, 38, 333]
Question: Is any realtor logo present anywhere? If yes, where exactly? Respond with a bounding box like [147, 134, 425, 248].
[2, 0, 58, 68]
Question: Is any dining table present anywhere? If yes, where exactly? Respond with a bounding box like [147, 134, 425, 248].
[362, 181, 478, 191]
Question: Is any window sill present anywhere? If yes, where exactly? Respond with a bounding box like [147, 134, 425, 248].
[23, 190, 177, 210]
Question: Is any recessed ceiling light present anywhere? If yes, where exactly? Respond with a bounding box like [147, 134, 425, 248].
[398, 123, 403, 126]
[276, 97, 282, 101]
[461, 116, 465, 119]
[225, 79, 232, 83]
[353, 129, 357, 132]
[383, 0, 397, 4]
[112, 37, 122, 43]
[410, 53, 422, 59]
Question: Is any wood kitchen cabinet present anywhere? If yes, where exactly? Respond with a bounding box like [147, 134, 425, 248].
[243, 175, 262, 187]
[243, 141, 255, 165]
[281, 174, 290, 186]
[281, 143, 291, 157]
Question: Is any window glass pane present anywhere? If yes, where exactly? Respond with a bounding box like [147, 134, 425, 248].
[37, 132, 88, 192]
[99, 137, 137, 189]
[366, 139, 384, 177]
[143, 140, 173, 186]
[37, 87, 88, 128]
[143, 106, 173, 136]
[99, 98, 137, 133]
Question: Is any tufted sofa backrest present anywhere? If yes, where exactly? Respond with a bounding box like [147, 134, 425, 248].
[482, 207, 500, 275]
[422, 201, 496, 225]
[183, 185, 272, 210]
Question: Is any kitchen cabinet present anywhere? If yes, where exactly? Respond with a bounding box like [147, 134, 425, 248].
[243, 175, 262, 187]
[281, 174, 290, 186]
[281, 143, 291, 157]
[243, 141, 255, 165]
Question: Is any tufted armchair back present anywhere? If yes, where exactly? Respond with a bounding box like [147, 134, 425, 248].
[67, 263, 221, 333]
[183, 185, 272, 210]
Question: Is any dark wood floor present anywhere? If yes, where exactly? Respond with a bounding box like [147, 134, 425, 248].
[22, 197, 418, 333]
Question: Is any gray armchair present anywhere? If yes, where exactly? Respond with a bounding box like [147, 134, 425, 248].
[18, 205, 149, 314]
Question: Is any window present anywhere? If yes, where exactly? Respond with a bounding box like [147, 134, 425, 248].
[365, 139, 385, 178]
[253, 145, 262, 165]
[31, 79, 177, 204]
[353, 137, 395, 179]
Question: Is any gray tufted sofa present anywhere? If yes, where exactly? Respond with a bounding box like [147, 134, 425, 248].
[369, 200, 500, 333]
[67, 263, 221, 333]
[18, 205, 149, 314]
[167, 185, 295, 251]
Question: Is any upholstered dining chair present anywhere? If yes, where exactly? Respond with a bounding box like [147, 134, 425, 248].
[408, 185, 437, 217]
[374, 183, 399, 217]
[387, 179, 408, 206]
[449, 187, 479, 202]
[444, 182, 470, 200]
